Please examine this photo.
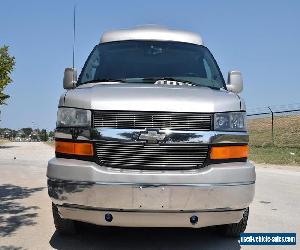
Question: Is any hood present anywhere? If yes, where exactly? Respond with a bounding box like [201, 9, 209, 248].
[60, 83, 242, 112]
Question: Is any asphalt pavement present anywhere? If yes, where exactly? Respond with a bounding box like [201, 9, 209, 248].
[0, 142, 299, 250]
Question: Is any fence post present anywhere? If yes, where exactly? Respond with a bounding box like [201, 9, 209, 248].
[268, 106, 274, 145]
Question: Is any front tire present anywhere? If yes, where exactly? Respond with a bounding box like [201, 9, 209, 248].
[220, 207, 249, 237]
[52, 203, 76, 235]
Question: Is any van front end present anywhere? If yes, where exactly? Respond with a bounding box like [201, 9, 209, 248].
[47, 26, 255, 236]
[47, 110, 255, 234]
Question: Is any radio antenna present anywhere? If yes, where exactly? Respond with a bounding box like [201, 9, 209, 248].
[72, 4, 76, 69]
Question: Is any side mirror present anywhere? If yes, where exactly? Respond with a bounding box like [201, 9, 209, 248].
[63, 68, 77, 89]
[226, 70, 243, 93]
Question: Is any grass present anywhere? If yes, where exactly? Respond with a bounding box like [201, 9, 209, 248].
[248, 114, 300, 147]
[249, 145, 300, 165]
[248, 114, 300, 165]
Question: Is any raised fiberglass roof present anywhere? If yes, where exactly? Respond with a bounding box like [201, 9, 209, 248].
[100, 25, 203, 45]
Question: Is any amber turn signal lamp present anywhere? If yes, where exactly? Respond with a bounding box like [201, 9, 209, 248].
[210, 145, 248, 160]
[55, 141, 94, 156]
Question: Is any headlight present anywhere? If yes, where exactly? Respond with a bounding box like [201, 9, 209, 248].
[57, 108, 91, 127]
[214, 112, 246, 131]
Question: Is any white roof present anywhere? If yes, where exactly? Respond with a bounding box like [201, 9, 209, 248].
[100, 25, 203, 45]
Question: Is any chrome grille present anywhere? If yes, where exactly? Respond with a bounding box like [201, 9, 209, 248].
[93, 111, 212, 130]
[95, 141, 209, 170]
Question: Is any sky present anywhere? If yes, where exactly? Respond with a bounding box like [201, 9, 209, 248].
[0, 0, 299, 130]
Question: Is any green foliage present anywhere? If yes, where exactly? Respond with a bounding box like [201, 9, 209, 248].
[48, 131, 55, 137]
[249, 145, 300, 165]
[22, 127, 33, 137]
[0, 128, 17, 139]
[39, 129, 49, 141]
[0, 45, 15, 105]
[1, 127, 53, 141]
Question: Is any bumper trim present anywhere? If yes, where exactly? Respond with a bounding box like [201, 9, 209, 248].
[48, 178, 255, 187]
[58, 205, 246, 228]
[58, 203, 246, 213]
[55, 128, 249, 144]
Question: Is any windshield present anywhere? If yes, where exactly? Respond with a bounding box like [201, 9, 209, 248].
[78, 40, 225, 88]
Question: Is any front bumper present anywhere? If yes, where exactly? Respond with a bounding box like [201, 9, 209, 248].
[47, 158, 255, 228]
[48, 178, 255, 212]
[50, 127, 255, 227]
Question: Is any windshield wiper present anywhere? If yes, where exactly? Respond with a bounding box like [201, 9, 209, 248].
[81, 78, 126, 84]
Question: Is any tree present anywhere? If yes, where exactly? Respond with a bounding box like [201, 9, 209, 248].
[11, 129, 17, 138]
[22, 127, 33, 137]
[48, 131, 55, 137]
[39, 129, 49, 141]
[0, 45, 15, 105]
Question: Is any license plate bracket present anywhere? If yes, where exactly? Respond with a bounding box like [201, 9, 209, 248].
[133, 185, 170, 209]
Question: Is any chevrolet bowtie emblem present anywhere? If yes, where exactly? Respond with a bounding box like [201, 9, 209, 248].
[138, 130, 166, 143]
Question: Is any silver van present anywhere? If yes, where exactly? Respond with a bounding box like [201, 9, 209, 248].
[47, 26, 255, 237]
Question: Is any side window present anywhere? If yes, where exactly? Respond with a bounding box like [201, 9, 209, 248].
[203, 58, 212, 80]
[81, 51, 100, 83]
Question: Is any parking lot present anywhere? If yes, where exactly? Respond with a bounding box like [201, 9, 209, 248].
[0, 142, 299, 249]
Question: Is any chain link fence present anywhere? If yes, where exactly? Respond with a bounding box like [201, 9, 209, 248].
[247, 103, 300, 148]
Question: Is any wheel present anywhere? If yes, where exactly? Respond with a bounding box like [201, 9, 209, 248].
[52, 203, 77, 235]
[219, 207, 249, 237]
